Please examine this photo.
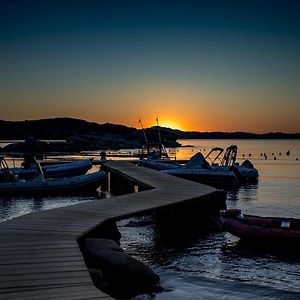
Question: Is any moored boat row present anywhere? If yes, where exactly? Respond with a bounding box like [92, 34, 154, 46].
[136, 138, 299, 245]
[0, 156, 106, 195]
[139, 144, 259, 188]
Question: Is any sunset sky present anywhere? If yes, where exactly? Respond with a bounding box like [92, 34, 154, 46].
[1, 0, 300, 133]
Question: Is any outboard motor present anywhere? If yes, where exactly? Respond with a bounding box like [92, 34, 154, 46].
[241, 159, 254, 169]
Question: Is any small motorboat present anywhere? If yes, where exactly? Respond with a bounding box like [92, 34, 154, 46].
[137, 142, 178, 170]
[161, 152, 240, 188]
[220, 209, 300, 244]
[0, 157, 93, 179]
[137, 118, 179, 171]
[22, 159, 92, 179]
[215, 145, 259, 182]
[0, 157, 106, 195]
[162, 164, 239, 188]
[161, 145, 258, 187]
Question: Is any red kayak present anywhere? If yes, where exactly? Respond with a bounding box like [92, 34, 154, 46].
[220, 209, 300, 243]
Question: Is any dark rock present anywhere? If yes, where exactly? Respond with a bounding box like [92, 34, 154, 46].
[84, 238, 124, 255]
[83, 238, 160, 298]
[85, 220, 121, 244]
[130, 294, 155, 300]
[88, 268, 104, 286]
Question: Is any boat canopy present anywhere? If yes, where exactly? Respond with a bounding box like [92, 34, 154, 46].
[185, 152, 210, 169]
[205, 145, 238, 166]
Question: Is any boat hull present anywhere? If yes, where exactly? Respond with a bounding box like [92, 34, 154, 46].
[0, 171, 106, 196]
[162, 169, 239, 188]
[10, 160, 93, 179]
[220, 209, 300, 243]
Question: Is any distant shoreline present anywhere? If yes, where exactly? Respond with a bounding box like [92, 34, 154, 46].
[0, 118, 299, 153]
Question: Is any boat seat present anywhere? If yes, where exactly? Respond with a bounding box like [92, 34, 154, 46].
[272, 219, 300, 229]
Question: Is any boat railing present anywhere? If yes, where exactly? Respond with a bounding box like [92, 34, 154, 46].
[32, 157, 46, 183]
[0, 157, 16, 182]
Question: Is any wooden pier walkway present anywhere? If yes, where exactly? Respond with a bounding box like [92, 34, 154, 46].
[0, 161, 216, 299]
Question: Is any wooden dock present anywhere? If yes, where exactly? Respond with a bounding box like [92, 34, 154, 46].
[0, 161, 217, 299]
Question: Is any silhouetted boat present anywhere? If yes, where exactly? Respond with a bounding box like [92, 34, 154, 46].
[162, 162, 239, 188]
[161, 145, 258, 187]
[220, 209, 300, 244]
[137, 118, 178, 170]
[138, 142, 179, 170]
[211, 145, 258, 182]
[161, 151, 239, 188]
[0, 157, 106, 195]
[7, 159, 93, 179]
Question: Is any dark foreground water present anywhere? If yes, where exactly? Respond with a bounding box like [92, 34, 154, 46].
[0, 140, 299, 299]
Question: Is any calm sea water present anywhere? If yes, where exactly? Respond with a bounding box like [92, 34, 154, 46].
[119, 139, 300, 299]
[0, 139, 300, 299]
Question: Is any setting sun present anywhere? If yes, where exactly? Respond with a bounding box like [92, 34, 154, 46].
[158, 120, 183, 130]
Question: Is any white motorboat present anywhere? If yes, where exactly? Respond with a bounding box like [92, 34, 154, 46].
[10, 159, 93, 179]
[208, 145, 259, 182]
[0, 157, 106, 195]
[161, 145, 258, 187]
[161, 153, 239, 188]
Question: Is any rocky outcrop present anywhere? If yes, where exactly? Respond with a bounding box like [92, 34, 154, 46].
[82, 238, 160, 299]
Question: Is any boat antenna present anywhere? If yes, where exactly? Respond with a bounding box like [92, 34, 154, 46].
[138, 118, 148, 144]
[156, 117, 162, 144]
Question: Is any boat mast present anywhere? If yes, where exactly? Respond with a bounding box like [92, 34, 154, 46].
[156, 117, 162, 144]
[138, 119, 148, 144]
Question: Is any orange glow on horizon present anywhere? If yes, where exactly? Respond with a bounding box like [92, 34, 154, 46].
[136, 117, 189, 131]
[158, 120, 184, 131]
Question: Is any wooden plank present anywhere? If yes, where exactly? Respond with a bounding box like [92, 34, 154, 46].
[0, 254, 85, 265]
[0, 244, 78, 253]
[0, 284, 109, 300]
[1, 285, 109, 300]
[0, 262, 88, 274]
[0, 275, 93, 289]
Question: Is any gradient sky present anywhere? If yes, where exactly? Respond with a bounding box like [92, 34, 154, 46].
[1, 0, 300, 133]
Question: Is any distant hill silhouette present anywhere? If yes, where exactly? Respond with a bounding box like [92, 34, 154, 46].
[148, 125, 300, 139]
[0, 118, 299, 152]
